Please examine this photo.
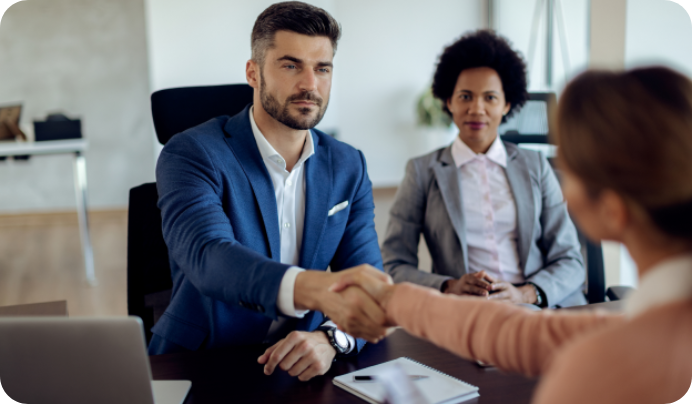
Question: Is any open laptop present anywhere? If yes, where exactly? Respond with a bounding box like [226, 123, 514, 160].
[0, 317, 190, 404]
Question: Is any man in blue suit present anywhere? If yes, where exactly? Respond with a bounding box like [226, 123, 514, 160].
[149, 1, 390, 381]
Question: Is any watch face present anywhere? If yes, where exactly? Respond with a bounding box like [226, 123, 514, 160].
[333, 330, 349, 349]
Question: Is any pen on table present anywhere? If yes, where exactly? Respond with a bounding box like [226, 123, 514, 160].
[353, 375, 428, 382]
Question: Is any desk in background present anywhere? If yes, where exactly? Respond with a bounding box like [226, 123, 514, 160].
[0, 140, 95, 285]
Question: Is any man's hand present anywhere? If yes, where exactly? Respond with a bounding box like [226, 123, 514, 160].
[443, 271, 497, 296]
[257, 331, 335, 382]
[328, 268, 397, 310]
[294, 265, 393, 342]
[488, 282, 537, 304]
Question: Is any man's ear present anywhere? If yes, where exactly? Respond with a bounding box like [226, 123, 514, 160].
[246, 59, 260, 89]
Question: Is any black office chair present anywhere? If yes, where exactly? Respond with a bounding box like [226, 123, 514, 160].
[500, 92, 632, 304]
[127, 84, 254, 344]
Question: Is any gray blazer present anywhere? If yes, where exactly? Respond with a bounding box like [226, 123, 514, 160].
[382, 142, 587, 308]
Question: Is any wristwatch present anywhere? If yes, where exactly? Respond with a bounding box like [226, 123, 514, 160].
[527, 282, 545, 308]
[316, 324, 351, 355]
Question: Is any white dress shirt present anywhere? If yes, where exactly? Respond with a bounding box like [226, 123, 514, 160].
[451, 135, 524, 283]
[249, 108, 355, 351]
[249, 108, 312, 320]
[624, 254, 692, 318]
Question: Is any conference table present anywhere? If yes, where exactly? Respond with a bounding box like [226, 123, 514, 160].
[150, 301, 622, 403]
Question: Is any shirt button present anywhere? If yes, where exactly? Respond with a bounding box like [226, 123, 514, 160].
[284, 222, 291, 228]
[286, 179, 293, 186]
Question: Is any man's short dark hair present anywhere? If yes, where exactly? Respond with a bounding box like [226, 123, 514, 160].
[432, 30, 528, 122]
[251, 1, 341, 65]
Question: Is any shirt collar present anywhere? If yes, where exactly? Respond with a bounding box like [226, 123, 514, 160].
[451, 135, 507, 168]
[624, 253, 692, 318]
[249, 107, 315, 170]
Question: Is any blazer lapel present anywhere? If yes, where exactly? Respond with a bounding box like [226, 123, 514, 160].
[222, 107, 281, 261]
[503, 143, 535, 272]
[432, 147, 469, 275]
[300, 131, 332, 269]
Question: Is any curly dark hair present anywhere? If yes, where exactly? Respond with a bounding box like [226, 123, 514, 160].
[432, 30, 528, 123]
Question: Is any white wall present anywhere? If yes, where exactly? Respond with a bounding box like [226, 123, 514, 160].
[333, 0, 482, 186]
[144, 0, 483, 186]
[495, 0, 589, 93]
[0, 0, 153, 213]
[626, 0, 692, 74]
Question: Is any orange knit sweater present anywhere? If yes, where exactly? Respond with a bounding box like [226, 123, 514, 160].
[387, 283, 692, 404]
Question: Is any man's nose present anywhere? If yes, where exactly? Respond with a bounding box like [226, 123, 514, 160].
[298, 69, 317, 92]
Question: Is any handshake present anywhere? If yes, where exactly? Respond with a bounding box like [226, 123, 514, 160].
[294, 265, 399, 343]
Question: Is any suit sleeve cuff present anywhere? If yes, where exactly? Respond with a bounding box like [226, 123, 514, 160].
[321, 320, 356, 354]
[277, 266, 309, 318]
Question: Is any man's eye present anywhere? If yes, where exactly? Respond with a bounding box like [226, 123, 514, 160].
[285, 64, 296, 69]
[318, 68, 330, 73]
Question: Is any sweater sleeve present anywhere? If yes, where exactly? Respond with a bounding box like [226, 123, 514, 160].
[386, 283, 624, 377]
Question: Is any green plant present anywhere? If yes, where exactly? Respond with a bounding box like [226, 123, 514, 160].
[416, 87, 453, 128]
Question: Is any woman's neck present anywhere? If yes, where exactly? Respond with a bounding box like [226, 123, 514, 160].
[622, 231, 692, 278]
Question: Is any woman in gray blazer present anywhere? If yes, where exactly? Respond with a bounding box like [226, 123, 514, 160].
[382, 30, 586, 308]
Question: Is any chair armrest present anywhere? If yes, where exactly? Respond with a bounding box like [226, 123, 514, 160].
[606, 286, 635, 301]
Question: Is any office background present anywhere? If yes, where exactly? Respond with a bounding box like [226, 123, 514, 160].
[0, 0, 691, 314]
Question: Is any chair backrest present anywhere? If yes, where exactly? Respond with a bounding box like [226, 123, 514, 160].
[127, 84, 255, 343]
[498, 92, 606, 303]
[127, 183, 171, 344]
[499, 92, 557, 145]
[151, 83, 254, 145]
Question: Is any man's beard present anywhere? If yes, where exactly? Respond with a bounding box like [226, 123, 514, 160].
[259, 70, 328, 130]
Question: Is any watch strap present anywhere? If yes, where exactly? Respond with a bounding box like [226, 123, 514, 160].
[527, 282, 546, 308]
[316, 325, 350, 355]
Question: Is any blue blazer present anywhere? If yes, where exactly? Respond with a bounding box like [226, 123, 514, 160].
[152, 105, 383, 352]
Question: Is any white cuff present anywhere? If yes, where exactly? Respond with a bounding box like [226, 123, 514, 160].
[322, 320, 356, 354]
[277, 267, 309, 318]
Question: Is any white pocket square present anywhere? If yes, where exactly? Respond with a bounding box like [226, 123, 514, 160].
[327, 201, 349, 216]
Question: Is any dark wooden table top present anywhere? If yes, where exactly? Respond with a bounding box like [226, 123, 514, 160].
[150, 328, 537, 404]
[149, 300, 626, 403]
[562, 299, 623, 312]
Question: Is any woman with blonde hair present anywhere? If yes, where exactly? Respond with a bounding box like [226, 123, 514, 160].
[334, 66, 692, 403]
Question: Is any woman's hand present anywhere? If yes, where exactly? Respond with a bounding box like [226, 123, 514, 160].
[443, 271, 497, 296]
[488, 282, 537, 304]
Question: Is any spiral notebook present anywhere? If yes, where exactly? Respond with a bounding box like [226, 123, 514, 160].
[333, 357, 479, 404]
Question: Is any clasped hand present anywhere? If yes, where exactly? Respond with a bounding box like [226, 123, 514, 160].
[443, 270, 537, 304]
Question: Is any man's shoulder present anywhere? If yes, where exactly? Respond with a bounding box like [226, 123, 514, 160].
[167, 116, 233, 148]
[311, 129, 363, 163]
[165, 105, 252, 148]
[312, 129, 356, 151]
